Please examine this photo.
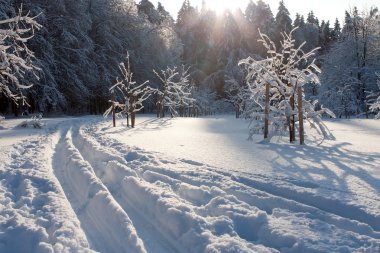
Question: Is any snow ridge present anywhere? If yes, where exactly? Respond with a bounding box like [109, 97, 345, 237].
[2, 117, 380, 253]
[0, 133, 95, 253]
[52, 127, 146, 253]
[80, 120, 380, 253]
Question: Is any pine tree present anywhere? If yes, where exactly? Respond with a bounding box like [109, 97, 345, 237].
[293, 13, 302, 27]
[274, 0, 292, 44]
[245, 0, 275, 54]
[138, 0, 161, 24]
[331, 18, 341, 41]
[319, 20, 331, 51]
[307, 11, 316, 25]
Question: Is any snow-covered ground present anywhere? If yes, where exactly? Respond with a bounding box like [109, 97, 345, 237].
[0, 115, 379, 253]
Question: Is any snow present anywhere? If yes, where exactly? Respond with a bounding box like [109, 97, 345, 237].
[1, 115, 380, 252]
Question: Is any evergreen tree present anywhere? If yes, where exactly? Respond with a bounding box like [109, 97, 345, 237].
[331, 18, 341, 41]
[320, 7, 380, 118]
[138, 0, 161, 24]
[275, 0, 292, 44]
[307, 11, 316, 25]
[245, 0, 275, 54]
[319, 20, 332, 51]
[157, 2, 172, 23]
[293, 13, 302, 27]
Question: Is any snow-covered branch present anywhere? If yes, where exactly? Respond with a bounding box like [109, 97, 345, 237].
[239, 28, 334, 143]
[0, 8, 41, 106]
[369, 74, 380, 119]
[104, 53, 155, 127]
[154, 66, 195, 117]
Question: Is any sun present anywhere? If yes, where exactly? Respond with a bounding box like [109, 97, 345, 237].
[203, 0, 246, 14]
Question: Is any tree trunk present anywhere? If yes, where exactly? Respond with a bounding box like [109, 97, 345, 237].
[161, 101, 165, 118]
[131, 112, 136, 128]
[156, 94, 161, 118]
[290, 95, 295, 143]
[264, 82, 269, 139]
[297, 87, 304, 145]
[287, 116, 292, 143]
[112, 94, 116, 127]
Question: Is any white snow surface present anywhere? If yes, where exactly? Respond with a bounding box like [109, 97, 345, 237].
[0, 115, 379, 253]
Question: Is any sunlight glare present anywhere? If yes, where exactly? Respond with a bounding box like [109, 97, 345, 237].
[204, 0, 243, 13]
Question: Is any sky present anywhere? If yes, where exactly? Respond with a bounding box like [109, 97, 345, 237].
[150, 0, 380, 24]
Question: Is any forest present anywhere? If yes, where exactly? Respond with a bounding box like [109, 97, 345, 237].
[0, 0, 379, 120]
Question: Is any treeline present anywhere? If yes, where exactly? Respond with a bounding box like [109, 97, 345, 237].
[177, 0, 380, 118]
[176, 0, 342, 95]
[0, 0, 180, 115]
[0, 0, 379, 118]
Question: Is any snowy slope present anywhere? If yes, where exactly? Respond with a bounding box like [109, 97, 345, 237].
[1, 115, 380, 253]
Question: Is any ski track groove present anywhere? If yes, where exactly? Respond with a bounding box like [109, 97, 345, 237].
[75, 119, 380, 251]
[51, 126, 146, 253]
[0, 132, 95, 253]
[71, 125, 190, 253]
[3, 117, 379, 252]
[83, 120, 380, 238]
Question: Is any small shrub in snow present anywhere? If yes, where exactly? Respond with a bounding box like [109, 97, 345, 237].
[18, 114, 43, 129]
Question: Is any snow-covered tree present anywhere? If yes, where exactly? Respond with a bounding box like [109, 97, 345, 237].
[320, 7, 380, 118]
[319, 39, 361, 118]
[244, 0, 275, 54]
[331, 18, 341, 41]
[369, 74, 380, 118]
[274, 0, 292, 44]
[154, 66, 195, 118]
[0, 9, 41, 106]
[225, 77, 251, 119]
[104, 54, 154, 127]
[239, 28, 334, 144]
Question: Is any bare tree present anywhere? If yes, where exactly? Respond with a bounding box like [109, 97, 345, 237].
[104, 53, 154, 127]
[239, 28, 335, 144]
[154, 66, 195, 118]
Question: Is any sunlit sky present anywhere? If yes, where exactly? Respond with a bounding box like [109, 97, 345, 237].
[150, 0, 380, 24]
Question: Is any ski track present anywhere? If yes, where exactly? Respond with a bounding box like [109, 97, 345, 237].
[3, 117, 380, 253]
[80, 119, 380, 252]
[74, 121, 273, 253]
[87, 121, 380, 234]
[51, 125, 146, 253]
[0, 129, 95, 253]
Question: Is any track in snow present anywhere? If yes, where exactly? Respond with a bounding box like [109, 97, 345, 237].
[2, 117, 380, 252]
[52, 126, 146, 253]
[78, 119, 380, 252]
[0, 131, 95, 253]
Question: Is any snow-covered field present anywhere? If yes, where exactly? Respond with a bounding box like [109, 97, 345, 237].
[0, 115, 379, 253]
